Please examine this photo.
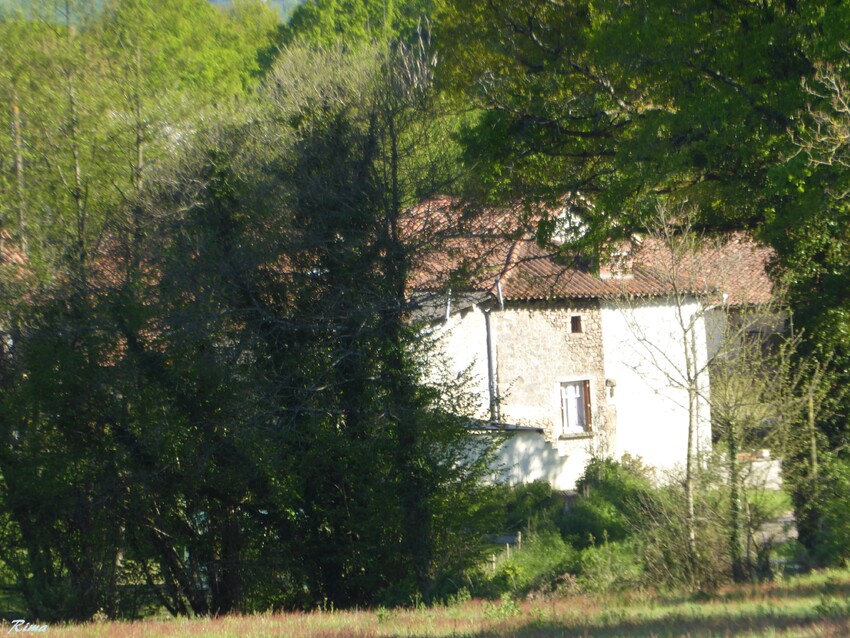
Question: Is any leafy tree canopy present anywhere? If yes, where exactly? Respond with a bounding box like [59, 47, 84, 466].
[434, 0, 835, 248]
[283, 0, 433, 46]
[434, 0, 850, 563]
[94, 0, 280, 96]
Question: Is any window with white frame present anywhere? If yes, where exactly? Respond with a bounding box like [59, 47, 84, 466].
[560, 380, 591, 435]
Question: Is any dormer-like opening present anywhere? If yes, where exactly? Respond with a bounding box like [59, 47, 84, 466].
[599, 239, 637, 280]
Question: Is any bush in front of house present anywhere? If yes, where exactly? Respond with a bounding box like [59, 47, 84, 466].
[455, 454, 801, 602]
[792, 454, 850, 567]
[463, 459, 653, 599]
[557, 455, 656, 549]
[495, 480, 565, 534]
[490, 527, 578, 596]
[576, 538, 644, 593]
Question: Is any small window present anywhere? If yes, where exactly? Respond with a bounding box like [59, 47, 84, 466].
[560, 380, 591, 435]
[570, 315, 583, 333]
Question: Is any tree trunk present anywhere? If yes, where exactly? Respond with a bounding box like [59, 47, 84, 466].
[211, 506, 242, 616]
[686, 383, 698, 582]
[727, 419, 745, 581]
[684, 324, 699, 584]
[384, 109, 432, 595]
[809, 384, 818, 482]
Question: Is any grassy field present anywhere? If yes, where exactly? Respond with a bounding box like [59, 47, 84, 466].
[20, 569, 848, 637]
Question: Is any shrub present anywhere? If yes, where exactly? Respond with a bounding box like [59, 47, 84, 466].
[558, 456, 655, 549]
[473, 527, 577, 598]
[576, 538, 644, 593]
[803, 456, 850, 566]
[814, 595, 850, 618]
[637, 476, 730, 590]
[484, 592, 521, 619]
[497, 481, 564, 533]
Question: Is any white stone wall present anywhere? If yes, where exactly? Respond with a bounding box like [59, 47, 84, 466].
[492, 301, 609, 442]
[490, 302, 609, 489]
[429, 304, 492, 420]
[434, 300, 609, 490]
[600, 297, 713, 475]
[433, 295, 715, 490]
[491, 430, 589, 492]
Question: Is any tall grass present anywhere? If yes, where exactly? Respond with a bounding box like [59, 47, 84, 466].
[39, 568, 850, 637]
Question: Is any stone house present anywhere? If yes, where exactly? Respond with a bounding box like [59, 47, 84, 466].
[408, 199, 775, 490]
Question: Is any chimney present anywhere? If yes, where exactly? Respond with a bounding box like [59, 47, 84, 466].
[599, 241, 635, 280]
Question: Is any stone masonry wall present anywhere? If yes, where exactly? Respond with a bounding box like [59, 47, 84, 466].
[492, 300, 612, 454]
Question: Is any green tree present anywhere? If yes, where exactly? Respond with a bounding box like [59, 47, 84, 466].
[0, 0, 285, 618]
[435, 0, 813, 244]
[0, 33, 494, 618]
[96, 0, 276, 98]
[252, 40, 490, 605]
[435, 0, 850, 568]
[0, 0, 273, 273]
[283, 0, 433, 46]
[771, 51, 850, 563]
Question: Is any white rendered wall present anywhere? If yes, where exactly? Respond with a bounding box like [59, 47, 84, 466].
[492, 431, 589, 492]
[434, 297, 715, 490]
[600, 297, 713, 476]
[429, 304, 491, 419]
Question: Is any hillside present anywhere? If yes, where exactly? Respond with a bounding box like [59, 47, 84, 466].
[207, 0, 301, 17]
[0, 0, 301, 19]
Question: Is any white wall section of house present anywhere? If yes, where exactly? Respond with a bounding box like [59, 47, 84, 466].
[492, 430, 587, 492]
[600, 297, 713, 475]
[431, 304, 492, 420]
[434, 296, 717, 490]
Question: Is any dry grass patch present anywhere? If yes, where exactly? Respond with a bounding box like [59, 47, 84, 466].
[34, 569, 850, 637]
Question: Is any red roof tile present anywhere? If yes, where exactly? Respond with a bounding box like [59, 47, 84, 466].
[405, 198, 775, 307]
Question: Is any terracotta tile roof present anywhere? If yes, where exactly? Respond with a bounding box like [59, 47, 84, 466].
[628, 232, 775, 306]
[405, 198, 775, 307]
[404, 196, 533, 294]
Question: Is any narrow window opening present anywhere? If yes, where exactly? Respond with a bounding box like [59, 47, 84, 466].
[570, 315, 583, 333]
[560, 380, 591, 435]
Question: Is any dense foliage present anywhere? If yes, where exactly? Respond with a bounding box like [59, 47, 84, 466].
[0, 0, 495, 620]
[283, 0, 433, 46]
[1, 0, 850, 622]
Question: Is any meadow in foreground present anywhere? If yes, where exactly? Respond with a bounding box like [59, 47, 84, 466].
[36, 568, 850, 638]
